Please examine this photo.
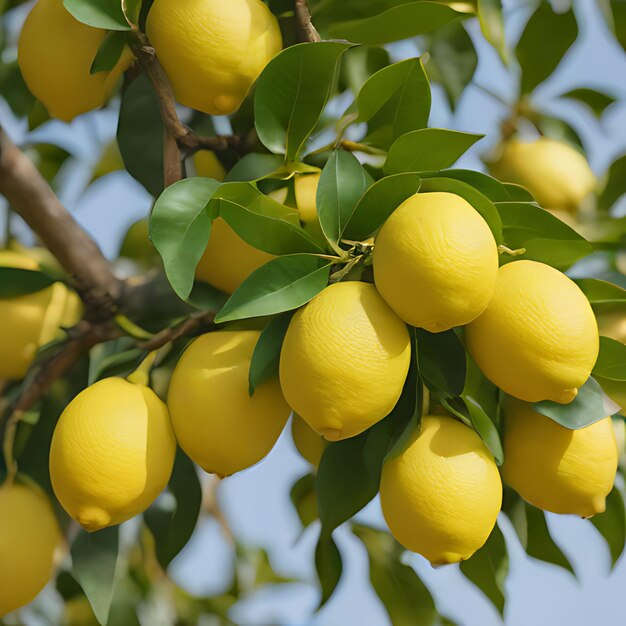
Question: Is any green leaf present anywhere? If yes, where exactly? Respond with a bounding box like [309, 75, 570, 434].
[215, 254, 331, 323]
[254, 42, 352, 161]
[609, 0, 626, 49]
[248, 312, 293, 395]
[63, 0, 132, 30]
[422, 169, 511, 202]
[117, 73, 164, 196]
[384, 129, 483, 175]
[460, 523, 508, 616]
[575, 278, 626, 305]
[534, 377, 619, 430]
[90, 30, 126, 74]
[342, 172, 422, 240]
[561, 88, 616, 117]
[225, 154, 285, 182]
[72, 526, 119, 625]
[341, 45, 391, 95]
[144, 450, 202, 569]
[326, 1, 462, 45]
[353, 524, 447, 626]
[355, 58, 431, 150]
[598, 154, 626, 211]
[477, 0, 507, 64]
[315, 533, 343, 607]
[150, 178, 222, 300]
[516, 4, 578, 94]
[416, 328, 465, 398]
[590, 486, 626, 568]
[419, 177, 503, 243]
[89, 348, 146, 384]
[317, 151, 371, 248]
[503, 183, 535, 202]
[290, 473, 319, 528]
[0, 267, 56, 298]
[594, 337, 626, 381]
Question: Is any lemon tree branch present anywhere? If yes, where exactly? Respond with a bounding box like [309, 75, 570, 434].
[295, 0, 321, 43]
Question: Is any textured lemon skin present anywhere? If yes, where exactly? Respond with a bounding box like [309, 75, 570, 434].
[50, 378, 176, 531]
[147, 0, 282, 115]
[195, 218, 275, 294]
[502, 398, 617, 517]
[291, 415, 327, 467]
[490, 138, 596, 212]
[466, 260, 599, 403]
[373, 192, 498, 332]
[380, 415, 502, 565]
[168, 330, 290, 476]
[0, 482, 61, 617]
[18, 0, 131, 122]
[0, 251, 80, 380]
[279, 282, 411, 441]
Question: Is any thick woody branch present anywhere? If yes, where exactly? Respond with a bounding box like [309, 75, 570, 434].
[295, 0, 321, 43]
[0, 127, 123, 320]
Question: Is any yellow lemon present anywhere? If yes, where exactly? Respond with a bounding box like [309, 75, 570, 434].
[279, 282, 411, 441]
[373, 192, 498, 332]
[489, 138, 596, 212]
[195, 218, 275, 294]
[291, 415, 327, 467]
[502, 398, 617, 517]
[50, 378, 176, 531]
[18, 0, 131, 122]
[380, 415, 502, 565]
[168, 330, 290, 476]
[0, 482, 61, 617]
[147, 0, 282, 115]
[466, 260, 599, 403]
[0, 250, 81, 380]
[193, 151, 227, 181]
[294, 173, 321, 224]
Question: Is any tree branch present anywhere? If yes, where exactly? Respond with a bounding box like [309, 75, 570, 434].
[0, 127, 123, 320]
[139, 310, 217, 352]
[295, 0, 321, 43]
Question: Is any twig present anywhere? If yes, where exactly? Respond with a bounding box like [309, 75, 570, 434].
[295, 0, 321, 43]
[139, 311, 217, 352]
[204, 476, 235, 545]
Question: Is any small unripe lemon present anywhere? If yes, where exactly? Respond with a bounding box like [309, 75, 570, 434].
[380, 415, 502, 565]
[0, 250, 80, 380]
[50, 378, 176, 531]
[291, 415, 327, 467]
[119, 219, 160, 267]
[279, 282, 411, 441]
[195, 218, 275, 294]
[193, 151, 227, 182]
[0, 482, 61, 617]
[373, 192, 498, 332]
[466, 260, 599, 403]
[147, 0, 282, 115]
[168, 330, 291, 476]
[502, 398, 617, 517]
[18, 0, 132, 121]
[489, 138, 596, 212]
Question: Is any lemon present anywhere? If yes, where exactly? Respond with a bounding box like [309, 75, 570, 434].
[146, 0, 282, 115]
[291, 415, 327, 467]
[167, 330, 290, 476]
[279, 282, 411, 441]
[489, 138, 596, 212]
[50, 378, 176, 531]
[294, 173, 321, 224]
[0, 481, 61, 617]
[597, 310, 626, 344]
[380, 415, 502, 565]
[466, 260, 598, 403]
[192, 151, 227, 182]
[18, 0, 131, 122]
[373, 192, 498, 332]
[502, 398, 617, 517]
[195, 218, 275, 294]
[0, 250, 81, 380]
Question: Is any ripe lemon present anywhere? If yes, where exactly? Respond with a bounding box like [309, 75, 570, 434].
[291, 415, 327, 467]
[502, 398, 617, 517]
[466, 260, 599, 403]
[195, 218, 275, 294]
[167, 330, 290, 476]
[373, 192, 498, 332]
[0, 250, 80, 380]
[489, 138, 596, 212]
[50, 378, 176, 531]
[294, 173, 320, 224]
[380, 415, 502, 565]
[193, 151, 226, 182]
[0, 481, 61, 616]
[18, 0, 131, 122]
[279, 282, 411, 441]
[147, 0, 282, 115]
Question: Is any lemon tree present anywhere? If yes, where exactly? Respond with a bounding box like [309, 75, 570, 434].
[0, 0, 625, 624]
